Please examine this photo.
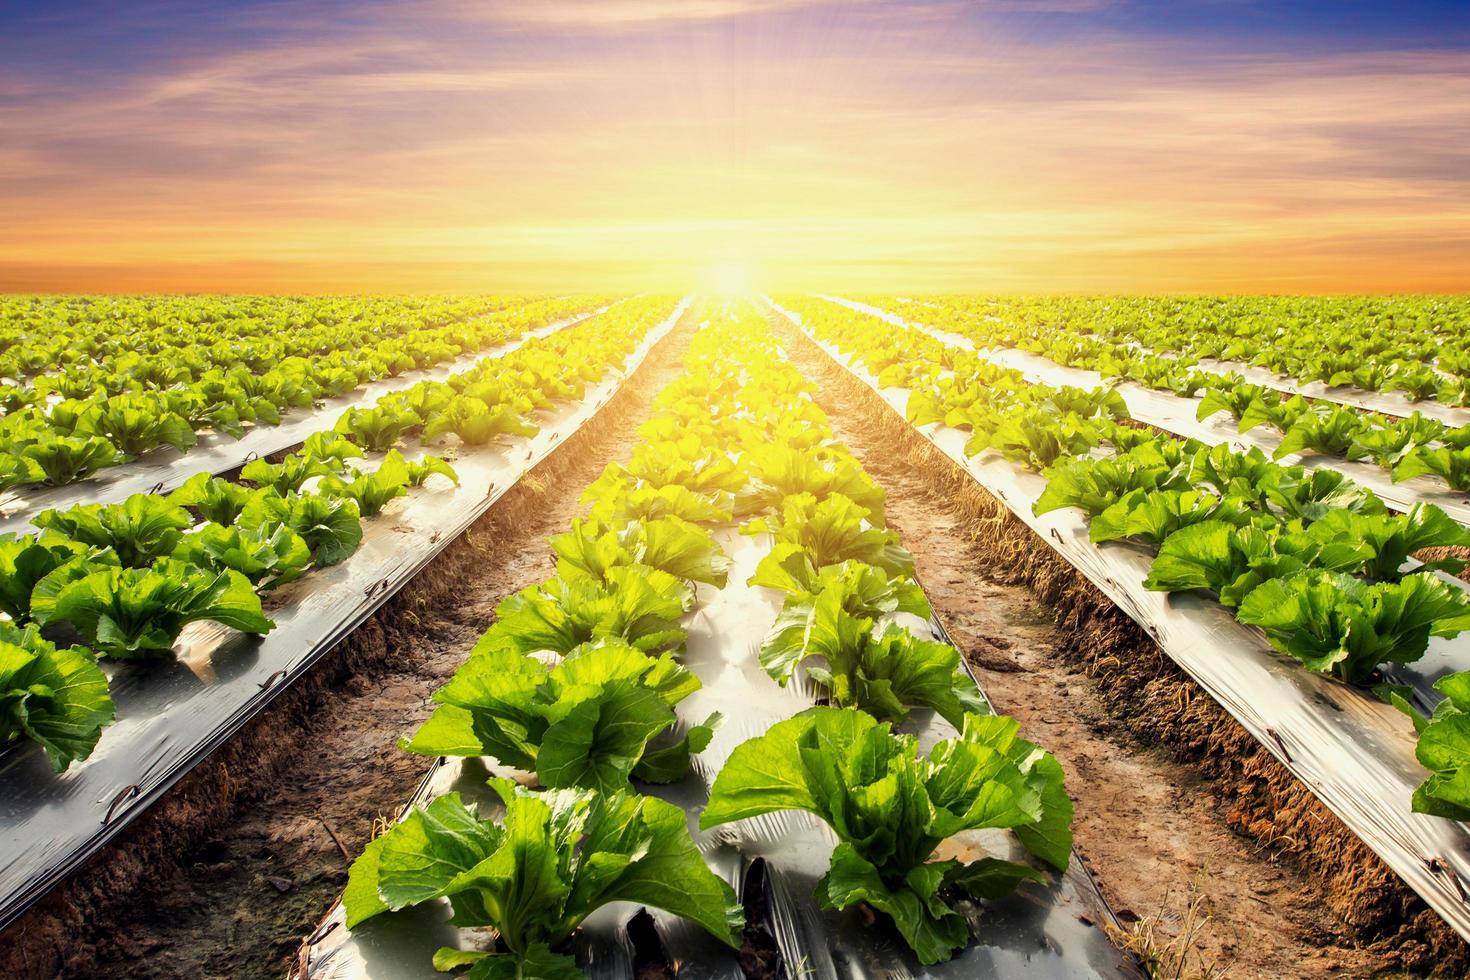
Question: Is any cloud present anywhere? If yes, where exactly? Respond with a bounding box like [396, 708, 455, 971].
[0, 1, 1466, 292]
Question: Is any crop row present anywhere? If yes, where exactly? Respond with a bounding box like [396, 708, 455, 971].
[0, 296, 606, 492]
[850, 296, 1470, 494]
[312, 300, 1081, 978]
[0, 297, 676, 776]
[882, 293, 1470, 406]
[776, 297, 1470, 866]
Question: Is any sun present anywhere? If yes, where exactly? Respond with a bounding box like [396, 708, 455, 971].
[700, 259, 758, 297]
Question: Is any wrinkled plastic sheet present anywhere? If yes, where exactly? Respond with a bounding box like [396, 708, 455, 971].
[818, 297, 1470, 566]
[784, 307, 1470, 947]
[0, 301, 685, 933]
[0, 306, 609, 537]
[833, 295, 1470, 427]
[303, 525, 1132, 980]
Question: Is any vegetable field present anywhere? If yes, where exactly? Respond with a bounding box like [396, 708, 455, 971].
[4, 292, 1470, 979]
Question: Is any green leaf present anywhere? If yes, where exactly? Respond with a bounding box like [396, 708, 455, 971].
[239, 489, 363, 566]
[0, 623, 113, 772]
[166, 472, 255, 525]
[34, 493, 195, 568]
[39, 559, 274, 660]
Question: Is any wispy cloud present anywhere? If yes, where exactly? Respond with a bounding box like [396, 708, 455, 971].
[0, 0, 1466, 292]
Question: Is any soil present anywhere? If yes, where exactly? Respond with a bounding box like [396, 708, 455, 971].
[771, 311, 1451, 979]
[2, 315, 700, 980]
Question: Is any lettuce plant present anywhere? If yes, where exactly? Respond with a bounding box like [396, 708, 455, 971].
[20, 435, 121, 486]
[749, 492, 913, 578]
[301, 431, 365, 470]
[166, 472, 256, 525]
[422, 395, 538, 446]
[1346, 412, 1445, 467]
[1237, 571, 1470, 684]
[0, 452, 44, 492]
[318, 450, 412, 517]
[1033, 454, 1182, 519]
[1089, 489, 1255, 547]
[0, 532, 95, 623]
[0, 622, 113, 772]
[239, 489, 363, 566]
[551, 516, 729, 588]
[1260, 466, 1386, 524]
[702, 707, 1071, 965]
[1302, 503, 1470, 579]
[757, 588, 984, 727]
[1394, 446, 1470, 491]
[37, 559, 275, 660]
[1144, 520, 1372, 607]
[344, 780, 743, 978]
[477, 565, 690, 658]
[334, 404, 420, 451]
[240, 453, 337, 494]
[405, 453, 459, 487]
[173, 522, 311, 591]
[75, 395, 196, 459]
[1387, 671, 1470, 820]
[34, 494, 195, 568]
[1273, 404, 1366, 460]
[407, 639, 717, 790]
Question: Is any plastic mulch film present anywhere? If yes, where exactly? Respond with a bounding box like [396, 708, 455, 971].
[0, 300, 685, 933]
[0, 305, 609, 536]
[838, 295, 1470, 427]
[301, 527, 1133, 980]
[819, 296, 1470, 527]
[783, 307, 1470, 946]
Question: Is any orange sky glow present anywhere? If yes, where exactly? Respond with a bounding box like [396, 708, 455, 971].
[2, 1, 1468, 294]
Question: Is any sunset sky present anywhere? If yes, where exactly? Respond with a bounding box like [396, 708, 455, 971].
[2, 0, 1468, 294]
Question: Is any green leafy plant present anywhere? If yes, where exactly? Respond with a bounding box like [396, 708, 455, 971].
[36, 559, 275, 660]
[1387, 672, 1470, 820]
[20, 435, 121, 486]
[422, 395, 538, 446]
[1237, 571, 1470, 684]
[1144, 521, 1371, 607]
[344, 780, 743, 977]
[406, 454, 459, 487]
[749, 492, 914, 579]
[1394, 446, 1470, 491]
[172, 522, 312, 591]
[0, 622, 113, 772]
[0, 532, 96, 623]
[238, 489, 363, 566]
[1273, 404, 1366, 460]
[318, 450, 412, 517]
[1301, 503, 1470, 579]
[551, 516, 729, 588]
[240, 452, 337, 494]
[757, 587, 984, 727]
[34, 494, 196, 568]
[406, 638, 717, 790]
[166, 472, 257, 525]
[702, 707, 1071, 965]
[476, 565, 690, 658]
[335, 405, 420, 451]
[1089, 489, 1254, 548]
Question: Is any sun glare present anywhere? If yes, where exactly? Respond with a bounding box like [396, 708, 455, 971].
[700, 259, 758, 297]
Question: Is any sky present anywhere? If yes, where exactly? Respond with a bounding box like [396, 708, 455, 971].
[1, 0, 1468, 294]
